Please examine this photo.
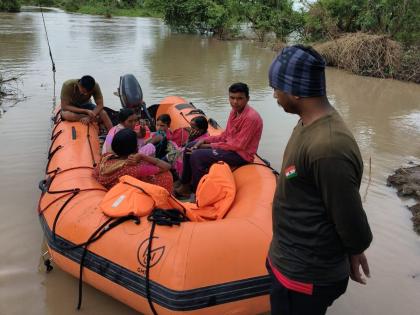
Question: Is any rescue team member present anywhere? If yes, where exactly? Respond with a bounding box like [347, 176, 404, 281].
[267, 45, 373, 315]
[60, 75, 113, 130]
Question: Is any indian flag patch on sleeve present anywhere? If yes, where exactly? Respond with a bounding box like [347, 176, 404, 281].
[285, 165, 297, 179]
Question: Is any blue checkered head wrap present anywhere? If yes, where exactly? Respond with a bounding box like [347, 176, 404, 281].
[269, 45, 326, 97]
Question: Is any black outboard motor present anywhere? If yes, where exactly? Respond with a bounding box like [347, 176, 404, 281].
[118, 74, 143, 109]
[118, 74, 154, 125]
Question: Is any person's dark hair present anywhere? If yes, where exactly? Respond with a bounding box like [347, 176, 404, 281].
[157, 114, 171, 127]
[118, 108, 135, 123]
[111, 128, 137, 157]
[229, 82, 249, 98]
[191, 116, 208, 131]
[79, 75, 96, 91]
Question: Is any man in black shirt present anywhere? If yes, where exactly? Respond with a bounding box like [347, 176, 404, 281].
[267, 45, 372, 315]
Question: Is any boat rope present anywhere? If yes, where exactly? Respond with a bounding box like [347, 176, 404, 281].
[77, 214, 140, 310]
[86, 124, 97, 167]
[179, 111, 192, 125]
[45, 145, 63, 172]
[38, 2, 57, 102]
[52, 110, 62, 125]
[51, 117, 63, 134]
[47, 123, 98, 172]
[232, 162, 280, 177]
[45, 125, 65, 172]
[255, 153, 280, 176]
[38, 166, 106, 214]
[50, 128, 63, 143]
[38, 166, 140, 309]
[145, 209, 189, 315]
[47, 129, 63, 154]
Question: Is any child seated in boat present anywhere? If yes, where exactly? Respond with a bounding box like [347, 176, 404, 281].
[94, 128, 173, 192]
[168, 116, 210, 179]
[172, 115, 209, 147]
[145, 114, 172, 159]
[102, 108, 155, 156]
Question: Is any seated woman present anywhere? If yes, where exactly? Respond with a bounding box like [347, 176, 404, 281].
[94, 128, 173, 192]
[172, 115, 209, 147]
[145, 114, 172, 159]
[187, 116, 209, 143]
[102, 108, 154, 156]
[167, 116, 210, 182]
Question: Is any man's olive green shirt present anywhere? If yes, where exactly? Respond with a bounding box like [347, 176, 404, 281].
[60, 79, 102, 107]
[269, 109, 372, 284]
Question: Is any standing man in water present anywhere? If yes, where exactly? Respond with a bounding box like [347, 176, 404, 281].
[267, 45, 373, 315]
[60, 75, 113, 130]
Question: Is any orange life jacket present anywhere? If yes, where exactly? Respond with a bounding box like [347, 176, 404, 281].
[100, 162, 236, 221]
[100, 175, 182, 217]
[184, 161, 236, 221]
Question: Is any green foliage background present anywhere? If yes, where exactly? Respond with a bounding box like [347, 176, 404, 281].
[303, 0, 419, 46]
[0, 0, 21, 12]
[3, 0, 419, 46]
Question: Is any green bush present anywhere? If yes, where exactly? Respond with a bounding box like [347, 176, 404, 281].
[63, 0, 82, 12]
[303, 0, 420, 46]
[145, 0, 240, 37]
[0, 0, 20, 12]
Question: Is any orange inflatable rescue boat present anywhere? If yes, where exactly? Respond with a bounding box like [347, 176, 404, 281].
[37, 80, 277, 314]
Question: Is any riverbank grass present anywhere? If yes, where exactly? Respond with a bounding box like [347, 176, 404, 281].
[270, 33, 419, 84]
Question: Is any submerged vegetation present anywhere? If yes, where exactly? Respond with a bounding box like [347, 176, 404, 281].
[0, 70, 24, 117]
[0, 71, 20, 100]
[2, 0, 419, 82]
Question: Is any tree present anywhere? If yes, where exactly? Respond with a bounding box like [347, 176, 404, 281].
[358, 0, 420, 46]
[242, 0, 303, 42]
[0, 0, 20, 12]
[302, 0, 420, 46]
[269, 1, 304, 42]
[145, 0, 240, 38]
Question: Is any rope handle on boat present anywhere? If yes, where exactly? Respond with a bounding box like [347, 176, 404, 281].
[76, 214, 140, 310]
[86, 124, 97, 167]
[40, 166, 95, 193]
[45, 129, 64, 173]
[47, 125, 97, 171]
[52, 111, 61, 125]
[39, 172, 140, 310]
[232, 154, 280, 177]
[45, 145, 63, 173]
[41, 250, 54, 273]
[50, 128, 63, 142]
[47, 144, 62, 161]
[47, 124, 98, 174]
[144, 208, 189, 315]
[38, 166, 106, 215]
